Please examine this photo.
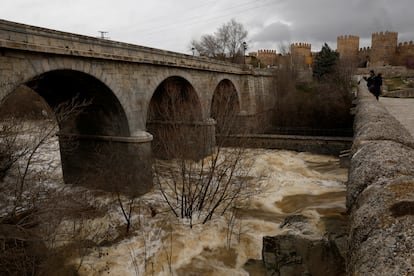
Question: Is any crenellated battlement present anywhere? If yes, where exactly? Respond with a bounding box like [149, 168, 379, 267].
[338, 35, 359, 41]
[337, 34, 360, 64]
[372, 31, 398, 46]
[256, 49, 278, 67]
[258, 49, 277, 54]
[372, 31, 398, 40]
[359, 46, 371, 52]
[337, 30, 414, 67]
[398, 41, 414, 48]
[291, 42, 311, 49]
[290, 43, 312, 68]
[370, 31, 398, 66]
[250, 31, 412, 69]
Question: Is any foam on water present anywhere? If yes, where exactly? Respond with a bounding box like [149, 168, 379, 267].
[70, 148, 347, 275]
[1, 126, 348, 275]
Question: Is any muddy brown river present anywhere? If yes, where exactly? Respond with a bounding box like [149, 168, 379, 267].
[71, 148, 347, 275]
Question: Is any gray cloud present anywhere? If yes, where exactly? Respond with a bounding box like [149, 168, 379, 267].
[1, 0, 414, 53]
[251, 21, 291, 43]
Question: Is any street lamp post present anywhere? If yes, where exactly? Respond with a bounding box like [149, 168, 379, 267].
[242, 41, 247, 65]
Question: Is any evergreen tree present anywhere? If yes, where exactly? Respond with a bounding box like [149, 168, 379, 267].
[312, 43, 339, 80]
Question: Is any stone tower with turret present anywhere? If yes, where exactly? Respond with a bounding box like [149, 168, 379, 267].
[371, 31, 398, 66]
[337, 35, 359, 65]
[290, 42, 312, 69]
[257, 49, 277, 67]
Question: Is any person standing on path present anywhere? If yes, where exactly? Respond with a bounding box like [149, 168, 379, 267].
[372, 73, 383, 100]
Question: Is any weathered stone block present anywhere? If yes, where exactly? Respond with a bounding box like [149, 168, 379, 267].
[348, 178, 414, 275]
[347, 140, 414, 210]
[347, 83, 414, 275]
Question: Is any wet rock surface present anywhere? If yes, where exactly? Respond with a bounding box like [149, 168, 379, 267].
[262, 234, 345, 276]
[262, 214, 347, 276]
[346, 85, 414, 275]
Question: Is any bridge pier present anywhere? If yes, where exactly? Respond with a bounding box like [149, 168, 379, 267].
[58, 131, 153, 196]
[234, 111, 274, 133]
[147, 119, 216, 160]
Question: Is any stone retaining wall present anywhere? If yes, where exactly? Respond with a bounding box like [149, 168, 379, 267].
[346, 83, 414, 275]
[383, 88, 414, 98]
[217, 134, 352, 155]
[357, 66, 414, 78]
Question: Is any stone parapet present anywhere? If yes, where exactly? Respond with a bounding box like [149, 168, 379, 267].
[346, 82, 414, 275]
[0, 19, 248, 75]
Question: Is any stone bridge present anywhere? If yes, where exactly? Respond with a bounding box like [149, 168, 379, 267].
[346, 82, 414, 275]
[0, 19, 275, 195]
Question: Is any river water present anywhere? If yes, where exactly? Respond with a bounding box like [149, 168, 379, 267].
[0, 123, 347, 275]
[70, 148, 347, 276]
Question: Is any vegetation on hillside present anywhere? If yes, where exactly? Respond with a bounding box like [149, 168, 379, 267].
[271, 43, 354, 135]
[383, 77, 414, 91]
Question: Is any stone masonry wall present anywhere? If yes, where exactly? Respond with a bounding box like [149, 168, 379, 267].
[337, 35, 359, 64]
[0, 19, 245, 74]
[346, 82, 414, 275]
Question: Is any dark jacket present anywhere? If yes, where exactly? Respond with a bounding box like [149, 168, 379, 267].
[372, 75, 382, 96]
[366, 75, 375, 88]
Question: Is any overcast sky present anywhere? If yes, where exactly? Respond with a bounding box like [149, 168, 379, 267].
[2, 0, 414, 54]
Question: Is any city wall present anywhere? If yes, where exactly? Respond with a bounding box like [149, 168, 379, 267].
[357, 32, 414, 67]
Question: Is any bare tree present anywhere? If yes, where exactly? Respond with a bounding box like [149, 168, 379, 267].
[149, 81, 257, 228]
[190, 19, 248, 63]
[191, 34, 221, 59]
[218, 19, 248, 62]
[0, 97, 92, 275]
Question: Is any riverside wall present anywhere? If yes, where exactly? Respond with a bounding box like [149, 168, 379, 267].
[383, 88, 414, 98]
[217, 134, 352, 156]
[346, 83, 414, 275]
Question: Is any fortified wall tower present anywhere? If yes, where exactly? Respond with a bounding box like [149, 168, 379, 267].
[290, 42, 312, 69]
[358, 46, 371, 67]
[371, 31, 398, 66]
[337, 35, 359, 64]
[257, 49, 277, 67]
[396, 41, 414, 67]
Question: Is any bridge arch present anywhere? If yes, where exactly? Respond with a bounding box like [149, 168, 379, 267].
[146, 76, 203, 122]
[211, 79, 241, 134]
[23, 69, 130, 136]
[146, 76, 214, 159]
[142, 70, 213, 122]
[0, 56, 137, 135]
[0, 68, 150, 194]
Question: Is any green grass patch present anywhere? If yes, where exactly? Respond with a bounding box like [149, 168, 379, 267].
[384, 77, 413, 91]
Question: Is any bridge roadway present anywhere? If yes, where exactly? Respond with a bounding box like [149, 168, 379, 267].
[380, 97, 414, 138]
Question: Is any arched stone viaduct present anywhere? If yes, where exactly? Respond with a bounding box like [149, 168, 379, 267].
[0, 19, 275, 195]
